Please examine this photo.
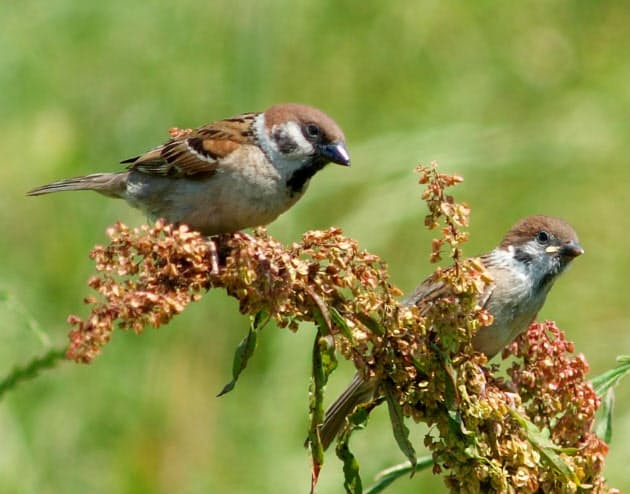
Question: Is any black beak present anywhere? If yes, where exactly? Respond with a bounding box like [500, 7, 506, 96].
[560, 241, 584, 259]
[318, 142, 350, 166]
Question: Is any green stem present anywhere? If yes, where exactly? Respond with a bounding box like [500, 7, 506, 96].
[0, 347, 67, 399]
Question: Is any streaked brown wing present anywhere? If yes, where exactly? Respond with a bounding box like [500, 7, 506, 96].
[402, 273, 449, 314]
[121, 112, 258, 177]
[403, 262, 495, 314]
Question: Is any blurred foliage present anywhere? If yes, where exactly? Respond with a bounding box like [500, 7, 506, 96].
[0, 0, 628, 492]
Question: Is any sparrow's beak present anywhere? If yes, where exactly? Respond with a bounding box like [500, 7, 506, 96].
[319, 142, 350, 166]
[553, 241, 584, 259]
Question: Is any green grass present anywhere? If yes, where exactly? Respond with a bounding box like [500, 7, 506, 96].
[1, 1, 628, 492]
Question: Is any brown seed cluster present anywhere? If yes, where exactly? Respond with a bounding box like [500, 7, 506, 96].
[67, 221, 214, 362]
[66, 163, 616, 493]
[66, 222, 405, 368]
[503, 322, 614, 492]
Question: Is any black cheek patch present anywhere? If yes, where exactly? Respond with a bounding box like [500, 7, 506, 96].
[273, 129, 299, 154]
[513, 248, 533, 265]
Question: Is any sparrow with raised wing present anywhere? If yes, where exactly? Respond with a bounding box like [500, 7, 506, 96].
[28, 103, 350, 235]
[320, 215, 584, 449]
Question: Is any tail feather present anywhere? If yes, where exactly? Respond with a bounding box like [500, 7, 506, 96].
[26, 172, 128, 198]
[320, 373, 377, 450]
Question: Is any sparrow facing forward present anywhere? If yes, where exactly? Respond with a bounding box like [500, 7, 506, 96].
[27, 103, 350, 235]
[320, 215, 584, 449]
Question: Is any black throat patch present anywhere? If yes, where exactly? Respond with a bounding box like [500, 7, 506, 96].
[286, 159, 327, 195]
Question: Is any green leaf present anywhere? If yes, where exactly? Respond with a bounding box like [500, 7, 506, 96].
[329, 307, 354, 342]
[216, 311, 267, 397]
[356, 312, 385, 336]
[335, 399, 382, 493]
[589, 355, 630, 444]
[363, 456, 434, 494]
[307, 321, 339, 493]
[509, 409, 580, 484]
[337, 426, 363, 494]
[594, 388, 614, 443]
[590, 355, 630, 396]
[383, 382, 416, 471]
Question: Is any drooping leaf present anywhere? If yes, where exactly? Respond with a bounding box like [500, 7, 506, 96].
[335, 399, 382, 494]
[307, 310, 338, 494]
[383, 382, 416, 471]
[216, 311, 268, 397]
[337, 424, 362, 494]
[308, 337, 325, 493]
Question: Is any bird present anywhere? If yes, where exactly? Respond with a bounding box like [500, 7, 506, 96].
[27, 103, 350, 235]
[319, 215, 584, 450]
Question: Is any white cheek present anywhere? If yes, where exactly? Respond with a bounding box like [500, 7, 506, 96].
[253, 114, 317, 182]
[513, 241, 558, 287]
[274, 121, 314, 157]
[254, 115, 313, 156]
[496, 246, 532, 283]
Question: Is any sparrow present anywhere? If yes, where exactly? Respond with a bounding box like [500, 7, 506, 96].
[319, 215, 584, 449]
[27, 103, 350, 235]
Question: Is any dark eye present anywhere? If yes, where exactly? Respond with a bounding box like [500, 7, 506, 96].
[305, 123, 321, 139]
[536, 231, 550, 244]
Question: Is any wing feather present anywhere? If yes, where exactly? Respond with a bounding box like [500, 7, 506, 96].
[403, 260, 495, 313]
[121, 112, 258, 178]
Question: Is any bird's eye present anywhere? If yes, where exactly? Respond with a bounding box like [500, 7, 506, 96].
[305, 123, 321, 139]
[536, 231, 550, 244]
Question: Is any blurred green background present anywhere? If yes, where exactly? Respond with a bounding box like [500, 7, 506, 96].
[1, 1, 628, 492]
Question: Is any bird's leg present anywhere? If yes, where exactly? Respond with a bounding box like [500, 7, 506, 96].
[207, 237, 219, 275]
[208, 231, 257, 275]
